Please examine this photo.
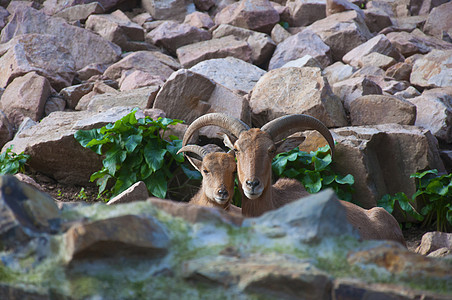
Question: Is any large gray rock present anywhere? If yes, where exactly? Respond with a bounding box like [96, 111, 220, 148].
[416, 231, 452, 256]
[153, 69, 250, 126]
[248, 67, 347, 128]
[42, 0, 128, 15]
[54, 2, 105, 23]
[322, 61, 356, 85]
[306, 10, 372, 61]
[0, 6, 121, 70]
[211, 24, 276, 67]
[286, 0, 326, 27]
[408, 87, 452, 143]
[85, 10, 145, 51]
[342, 34, 404, 67]
[268, 29, 332, 70]
[0, 34, 76, 91]
[176, 35, 252, 68]
[214, 0, 280, 34]
[103, 51, 177, 82]
[332, 76, 383, 111]
[423, 1, 452, 38]
[142, 0, 189, 21]
[0, 72, 51, 128]
[350, 95, 416, 126]
[410, 50, 452, 88]
[147, 20, 211, 55]
[190, 57, 266, 95]
[0, 110, 13, 149]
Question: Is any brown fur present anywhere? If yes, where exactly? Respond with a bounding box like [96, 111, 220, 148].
[188, 152, 241, 215]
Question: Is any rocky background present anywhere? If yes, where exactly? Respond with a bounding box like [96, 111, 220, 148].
[0, 0, 451, 299]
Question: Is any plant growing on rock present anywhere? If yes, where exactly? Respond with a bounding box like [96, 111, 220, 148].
[0, 146, 29, 175]
[75, 109, 199, 200]
[272, 145, 355, 202]
[379, 169, 452, 232]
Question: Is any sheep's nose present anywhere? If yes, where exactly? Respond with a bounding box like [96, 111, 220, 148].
[246, 179, 260, 189]
[218, 188, 229, 198]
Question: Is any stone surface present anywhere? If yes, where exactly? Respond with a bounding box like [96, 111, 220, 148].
[107, 181, 149, 205]
[211, 24, 276, 67]
[385, 62, 412, 82]
[0, 72, 51, 128]
[350, 95, 417, 126]
[103, 50, 177, 82]
[322, 61, 355, 85]
[59, 82, 94, 110]
[0, 34, 76, 91]
[357, 52, 396, 70]
[0, 110, 13, 149]
[85, 10, 145, 51]
[147, 20, 211, 55]
[286, 0, 326, 27]
[142, 0, 188, 21]
[54, 2, 105, 23]
[332, 76, 382, 111]
[281, 55, 323, 69]
[363, 7, 393, 33]
[183, 11, 214, 29]
[270, 23, 292, 44]
[410, 50, 452, 88]
[176, 35, 252, 68]
[423, 1, 452, 38]
[416, 231, 452, 256]
[408, 87, 452, 143]
[214, 0, 280, 34]
[306, 10, 373, 61]
[342, 34, 404, 68]
[190, 57, 266, 95]
[248, 67, 347, 128]
[0, 6, 121, 70]
[268, 29, 332, 69]
[153, 69, 250, 125]
[118, 70, 164, 91]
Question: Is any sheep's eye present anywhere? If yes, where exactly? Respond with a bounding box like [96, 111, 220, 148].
[203, 169, 209, 174]
[268, 145, 276, 154]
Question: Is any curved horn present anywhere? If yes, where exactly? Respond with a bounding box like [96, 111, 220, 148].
[261, 114, 335, 158]
[177, 145, 209, 159]
[182, 113, 250, 146]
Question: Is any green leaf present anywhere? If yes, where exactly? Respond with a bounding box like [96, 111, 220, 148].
[146, 172, 167, 198]
[103, 148, 127, 175]
[124, 134, 142, 153]
[396, 192, 423, 221]
[313, 154, 331, 171]
[144, 140, 167, 172]
[426, 180, 450, 196]
[336, 174, 355, 185]
[302, 171, 322, 193]
[272, 156, 288, 176]
[410, 169, 438, 179]
[283, 168, 300, 178]
[378, 194, 395, 213]
[181, 164, 202, 180]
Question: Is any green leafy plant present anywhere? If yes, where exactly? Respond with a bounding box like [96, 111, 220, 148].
[76, 187, 88, 201]
[272, 145, 355, 202]
[74, 109, 195, 200]
[0, 146, 29, 175]
[378, 169, 452, 232]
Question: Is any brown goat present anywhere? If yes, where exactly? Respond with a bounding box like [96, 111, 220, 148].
[181, 113, 406, 246]
[177, 145, 241, 215]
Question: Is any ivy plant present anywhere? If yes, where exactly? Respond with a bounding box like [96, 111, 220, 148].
[74, 109, 198, 200]
[272, 145, 355, 202]
[378, 169, 452, 232]
[0, 146, 29, 175]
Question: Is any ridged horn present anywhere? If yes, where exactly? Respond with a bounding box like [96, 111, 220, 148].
[261, 114, 335, 158]
[182, 113, 250, 146]
[177, 145, 209, 159]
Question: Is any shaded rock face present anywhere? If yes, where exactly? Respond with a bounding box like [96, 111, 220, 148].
[1, 180, 451, 299]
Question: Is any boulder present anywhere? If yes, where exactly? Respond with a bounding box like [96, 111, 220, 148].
[248, 67, 347, 128]
[85, 10, 145, 51]
[306, 10, 372, 61]
[270, 23, 292, 44]
[350, 95, 416, 126]
[119, 70, 164, 91]
[408, 87, 452, 143]
[176, 35, 252, 68]
[357, 52, 396, 70]
[107, 181, 149, 205]
[42, 0, 128, 15]
[214, 0, 280, 34]
[183, 11, 215, 29]
[0, 110, 13, 148]
[332, 76, 382, 111]
[281, 55, 323, 69]
[142, 0, 188, 21]
[326, 0, 364, 17]
[0, 6, 121, 70]
[103, 51, 177, 82]
[268, 29, 332, 70]
[153, 69, 250, 126]
[322, 61, 355, 85]
[342, 34, 404, 68]
[416, 231, 452, 256]
[190, 57, 266, 95]
[0, 72, 51, 128]
[44, 96, 66, 116]
[147, 20, 211, 55]
[65, 214, 169, 261]
[0, 34, 76, 91]
[286, 0, 326, 27]
[423, 1, 452, 38]
[410, 50, 452, 89]
[363, 7, 393, 33]
[54, 2, 105, 23]
[59, 82, 95, 110]
[211, 24, 276, 67]
[385, 62, 412, 82]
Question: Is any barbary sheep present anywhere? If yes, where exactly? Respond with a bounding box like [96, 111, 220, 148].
[181, 113, 406, 246]
[177, 144, 241, 215]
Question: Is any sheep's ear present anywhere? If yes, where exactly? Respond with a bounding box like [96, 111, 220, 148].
[275, 136, 306, 154]
[186, 157, 203, 172]
[222, 133, 236, 150]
